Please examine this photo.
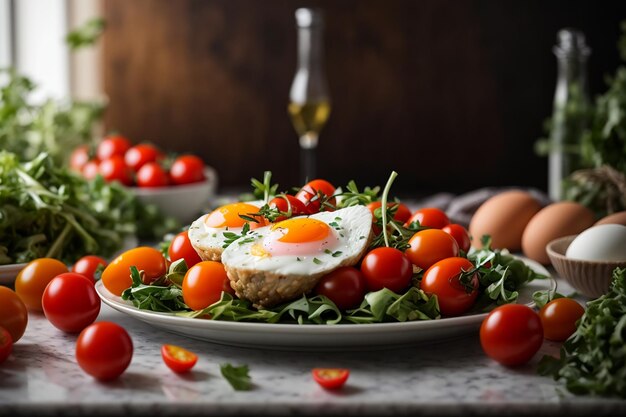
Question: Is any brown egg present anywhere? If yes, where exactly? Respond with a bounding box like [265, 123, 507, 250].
[595, 211, 626, 226]
[522, 202, 595, 264]
[469, 190, 542, 251]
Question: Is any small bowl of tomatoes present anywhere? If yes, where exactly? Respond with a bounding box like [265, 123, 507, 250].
[71, 134, 219, 224]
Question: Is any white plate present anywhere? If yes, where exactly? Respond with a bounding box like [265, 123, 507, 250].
[96, 257, 552, 351]
[0, 263, 27, 285]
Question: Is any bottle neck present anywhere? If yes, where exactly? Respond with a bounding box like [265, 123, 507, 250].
[297, 26, 324, 70]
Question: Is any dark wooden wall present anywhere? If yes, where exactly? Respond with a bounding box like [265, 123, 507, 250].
[102, 0, 626, 195]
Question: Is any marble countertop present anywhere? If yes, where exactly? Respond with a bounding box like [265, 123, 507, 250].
[1, 276, 625, 417]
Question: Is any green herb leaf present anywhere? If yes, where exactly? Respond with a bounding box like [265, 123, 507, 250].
[220, 363, 252, 391]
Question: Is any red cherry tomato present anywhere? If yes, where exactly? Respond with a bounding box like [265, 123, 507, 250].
[539, 298, 585, 342]
[312, 368, 350, 390]
[102, 247, 168, 296]
[124, 143, 163, 172]
[360, 247, 413, 293]
[81, 160, 100, 180]
[480, 304, 544, 366]
[441, 224, 471, 253]
[420, 257, 478, 316]
[405, 229, 459, 270]
[136, 162, 169, 187]
[76, 322, 133, 380]
[295, 179, 336, 213]
[97, 135, 132, 161]
[314, 267, 367, 310]
[0, 287, 28, 343]
[168, 230, 202, 268]
[182, 261, 235, 310]
[366, 201, 412, 224]
[268, 195, 308, 221]
[99, 156, 133, 186]
[72, 255, 108, 283]
[70, 145, 91, 172]
[405, 207, 450, 229]
[169, 155, 205, 185]
[42, 273, 101, 333]
[0, 326, 12, 364]
[161, 344, 198, 373]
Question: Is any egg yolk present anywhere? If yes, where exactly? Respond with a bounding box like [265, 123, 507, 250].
[205, 203, 262, 228]
[270, 218, 330, 243]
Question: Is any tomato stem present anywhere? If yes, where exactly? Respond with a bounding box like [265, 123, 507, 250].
[380, 171, 398, 248]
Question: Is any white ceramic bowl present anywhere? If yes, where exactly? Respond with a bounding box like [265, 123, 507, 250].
[130, 166, 218, 225]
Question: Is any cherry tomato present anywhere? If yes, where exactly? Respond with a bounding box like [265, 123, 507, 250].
[168, 230, 202, 268]
[15, 258, 69, 311]
[102, 247, 167, 296]
[161, 344, 198, 373]
[360, 247, 413, 293]
[480, 304, 544, 366]
[441, 224, 471, 253]
[0, 287, 28, 343]
[81, 160, 100, 180]
[42, 273, 101, 333]
[136, 162, 169, 187]
[367, 201, 412, 224]
[312, 368, 350, 390]
[295, 179, 336, 213]
[314, 267, 367, 310]
[169, 155, 205, 185]
[405, 229, 460, 270]
[182, 261, 235, 310]
[97, 135, 132, 161]
[0, 326, 12, 364]
[99, 156, 133, 186]
[405, 207, 450, 229]
[72, 255, 108, 283]
[420, 257, 478, 316]
[76, 321, 133, 380]
[124, 143, 163, 172]
[268, 195, 308, 221]
[539, 298, 585, 342]
[70, 145, 91, 172]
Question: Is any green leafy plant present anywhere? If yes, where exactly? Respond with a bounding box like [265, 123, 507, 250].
[220, 363, 252, 391]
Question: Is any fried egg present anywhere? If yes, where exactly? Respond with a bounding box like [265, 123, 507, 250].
[189, 201, 265, 261]
[221, 205, 373, 307]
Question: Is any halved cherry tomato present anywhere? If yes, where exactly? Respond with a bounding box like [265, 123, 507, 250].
[405, 207, 450, 229]
[81, 160, 100, 180]
[102, 247, 167, 296]
[0, 326, 12, 364]
[76, 321, 133, 380]
[42, 273, 101, 333]
[420, 257, 478, 316]
[314, 266, 366, 310]
[268, 195, 308, 221]
[124, 143, 163, 172]
[441, 224, 471, 253]
[169, 230, 202, 268]
[97, 134, 132, 161]
[15, 258, 69, 311]
[295, 179, 336, 213]
[99, 156, 133, 186]
[182, 261, 235, 310]
[72, 255, 108, 283]
[405, 229, 459, 270]
[312, 368, 350, 390]
[161, 344, 198, 373]
[480, 304, 543, 366]
[0, 287, 28, 343]
[366, 201, 412, 224]
[539, 298, 584, 342]
[360, 247, 413, 293]
[70, 145, 91, 172]
[136, 162, 170, 187]
[169, 155, 205, 185]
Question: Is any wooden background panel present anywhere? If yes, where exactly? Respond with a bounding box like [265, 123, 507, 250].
[102, 0, 626, 194]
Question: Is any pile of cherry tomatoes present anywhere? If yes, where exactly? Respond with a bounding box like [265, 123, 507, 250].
[70, 134, 206, 188]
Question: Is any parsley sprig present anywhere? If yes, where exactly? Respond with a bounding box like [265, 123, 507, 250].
[222, 223, 253, 248]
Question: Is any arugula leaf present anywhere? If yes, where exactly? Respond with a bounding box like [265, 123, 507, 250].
[220, 363, 252, 391]
[121, 266, 187, 312]
[346, 287, 439, 323]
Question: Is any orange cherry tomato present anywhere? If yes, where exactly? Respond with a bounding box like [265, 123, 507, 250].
[420, 257, 479, 316]
[405, 207, 450, 229]
[0, 287, 28, 343]
[0, 326, 13, 364]
[102, 247, 167, 296]
[539, 298, 585, 342]
[15, 258, 68, 311]
[161, 344, 198, 373]
[405, 229, 459, 270]
[312, 368, 350, 390]
[182, 261, 235, 310]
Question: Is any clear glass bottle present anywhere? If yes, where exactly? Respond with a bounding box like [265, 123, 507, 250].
[548, 28, 591, 201]
[288, 8, 331, 184]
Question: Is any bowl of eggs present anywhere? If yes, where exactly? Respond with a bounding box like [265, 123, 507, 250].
[546, 224, 626, 298]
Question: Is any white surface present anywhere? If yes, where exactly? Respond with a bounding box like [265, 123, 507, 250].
[96, 258, 552, 351]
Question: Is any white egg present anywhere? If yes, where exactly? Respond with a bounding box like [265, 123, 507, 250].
[566, 224, 626, 262]
[221, 205, 373, 307]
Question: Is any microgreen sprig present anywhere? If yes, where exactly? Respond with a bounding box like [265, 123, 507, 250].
[380, 171, 399, 247]
[250, 171, 278, 203]
[222, 223, 252, 248]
